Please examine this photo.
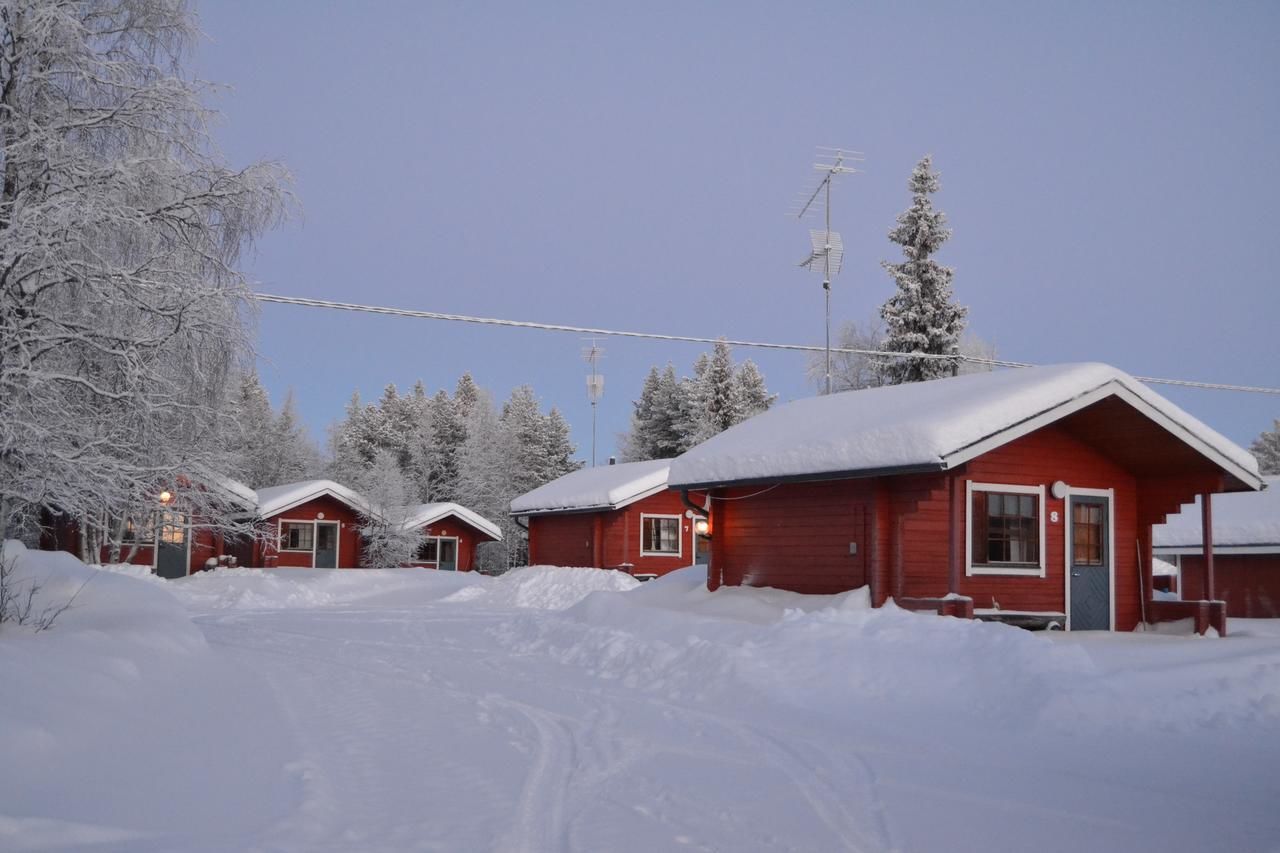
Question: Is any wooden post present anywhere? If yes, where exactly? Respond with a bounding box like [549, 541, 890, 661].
[948, 472, 963, 596]
[1201, 492, 1215, 601]
[592, 515, 605, 569]
[709, 490, 726, 591]
[871, 479, 892, 607]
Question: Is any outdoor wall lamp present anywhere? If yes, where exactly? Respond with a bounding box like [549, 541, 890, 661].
[158, 490, 172, 504]
[694, 518, 710, 536]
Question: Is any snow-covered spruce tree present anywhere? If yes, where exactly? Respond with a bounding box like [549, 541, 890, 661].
[878, 156, 967, 384]
[732, 359, 775, 423]
[1251, 420, 1280, 475]
[623, 343, 775, 459]
[401, 381, 435, 502]
[351, 450, 422, 568]
[455, 392, 511, 561]
[0, 0, 291, 538]
[621, 364, 688, 461]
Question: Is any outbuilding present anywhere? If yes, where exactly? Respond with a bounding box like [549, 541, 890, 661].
[666, 363, 1264, 633]
[401, 502, 503, 571]
[1154, 476, 1279, 618]
[512, 459, 707, 578]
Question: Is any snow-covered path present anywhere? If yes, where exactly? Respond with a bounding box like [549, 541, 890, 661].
[192, 602, 900, 852]
[4, 550, 1280, 852]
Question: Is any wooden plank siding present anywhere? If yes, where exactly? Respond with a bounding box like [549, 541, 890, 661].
[259, 495, 364, 569]
[704, 420, 1227, 631]
[526, 490, 695, 576]
[407, 517, 496, 572]
[1179, 554, 1280, 618]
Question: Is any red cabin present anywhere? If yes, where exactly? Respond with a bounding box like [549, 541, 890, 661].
[1154, 476, 1279, 618]
[39, 478, 257, 579]
[400, 503, 502, 571]
[253, 480, 368, 569]
[666, 363, 1264, 634]
[512, 460, 708, 578]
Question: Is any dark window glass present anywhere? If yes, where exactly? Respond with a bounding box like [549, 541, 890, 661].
[642, 517, 680, 554]
[1072, 503, 1103, 566]
[281, 522, 314, 551]
[416, 538, 439, 562]
[972, 489, 1039, 566]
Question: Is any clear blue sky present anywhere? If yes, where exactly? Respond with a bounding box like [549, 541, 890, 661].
[193, 1, 1279, 461]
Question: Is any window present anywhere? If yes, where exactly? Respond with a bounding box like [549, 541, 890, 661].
[641, 515, 681, 556]
[966, 482, 1045, 576]
[122, 516, 155, 544]
[1073, 503, 1104, 566]
[281, 522, 314, 551]
[416, 538, 439, 562]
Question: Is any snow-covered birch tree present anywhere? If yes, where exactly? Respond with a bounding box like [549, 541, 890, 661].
[879, 156, 967, 384]
[0, 0, 291, 539]
[1251, 420, 1280, 475]
[351, 449, 422, 568]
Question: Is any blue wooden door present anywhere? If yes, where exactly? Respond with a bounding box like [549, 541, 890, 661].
[1069, 496, 1110, 630]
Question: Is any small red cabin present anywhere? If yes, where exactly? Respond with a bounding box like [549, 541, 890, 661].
[39, 479, 258, 579]
[253, 480, 368, 569]
[512, 460, 708, 578]
[1154, 476, 1279, 618]
[401, 503, 502, 571]
[667, 363, 1265, 634]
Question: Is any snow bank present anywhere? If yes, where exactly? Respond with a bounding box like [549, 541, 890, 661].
[0, 543, 296, 849]
[443, 565, 640, 610]
[169, 566, 485, 611]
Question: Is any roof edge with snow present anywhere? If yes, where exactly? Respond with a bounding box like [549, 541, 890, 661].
[399, 503, 503, 541]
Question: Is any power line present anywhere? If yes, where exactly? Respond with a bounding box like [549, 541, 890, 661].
[251, 292, 1280, 396]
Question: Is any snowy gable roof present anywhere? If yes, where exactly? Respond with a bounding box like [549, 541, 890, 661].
[510, 459, 672, 515]
[1153, 476, 1280, 551]
[255, 479, 374, 520]
[668, 363, 1262, 490]
[399, 503, 503, 541]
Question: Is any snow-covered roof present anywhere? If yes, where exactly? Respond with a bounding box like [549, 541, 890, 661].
[211, 476, 258, 512]
[667, 363, 1263, 491]
[1153, 476, 1280, 551]
[255, 480, 374, 520]
[399, 502, 503, 541]
[510, 460, 672, 515]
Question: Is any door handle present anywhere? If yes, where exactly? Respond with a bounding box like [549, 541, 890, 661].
[1071, 572, 1081, 577]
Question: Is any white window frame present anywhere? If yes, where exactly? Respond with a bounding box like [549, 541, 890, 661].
[278, 519, 316, 553]
[639, 513, 683, 558]
[414, 535, 461, 569]
[965, 481, 1047, 578]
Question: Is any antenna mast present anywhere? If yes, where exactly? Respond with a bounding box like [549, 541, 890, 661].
[582, 338, 605, 467]
[792, 147, 862, 395]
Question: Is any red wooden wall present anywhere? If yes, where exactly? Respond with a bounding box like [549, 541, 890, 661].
[259, 495, 364, 568]
[1179, 554, 1280, 618]
[706, 422, 1218, 631]
[527, 491, 694, 576]
[407, 517, 497, 571]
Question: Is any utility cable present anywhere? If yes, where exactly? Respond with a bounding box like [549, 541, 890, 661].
[252, 292, 1280, 396]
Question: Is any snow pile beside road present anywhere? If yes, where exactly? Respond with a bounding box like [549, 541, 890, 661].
[495, 567, 1094, 717]
[169, 566, 483, 610]
[0, 543, 295, 851]
[443, 565, 640, 610]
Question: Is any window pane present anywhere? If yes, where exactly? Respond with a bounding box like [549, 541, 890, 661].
[973, 490, 1040, 567]
[643, 518, 679, 554]
[282, 522, 313, 551]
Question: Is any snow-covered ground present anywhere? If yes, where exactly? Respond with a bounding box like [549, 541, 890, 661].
[3, 542, 1279, 852]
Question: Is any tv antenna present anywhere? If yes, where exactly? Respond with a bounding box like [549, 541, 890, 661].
[790, 146, 862, 395]
[582, 338, 605, 466]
